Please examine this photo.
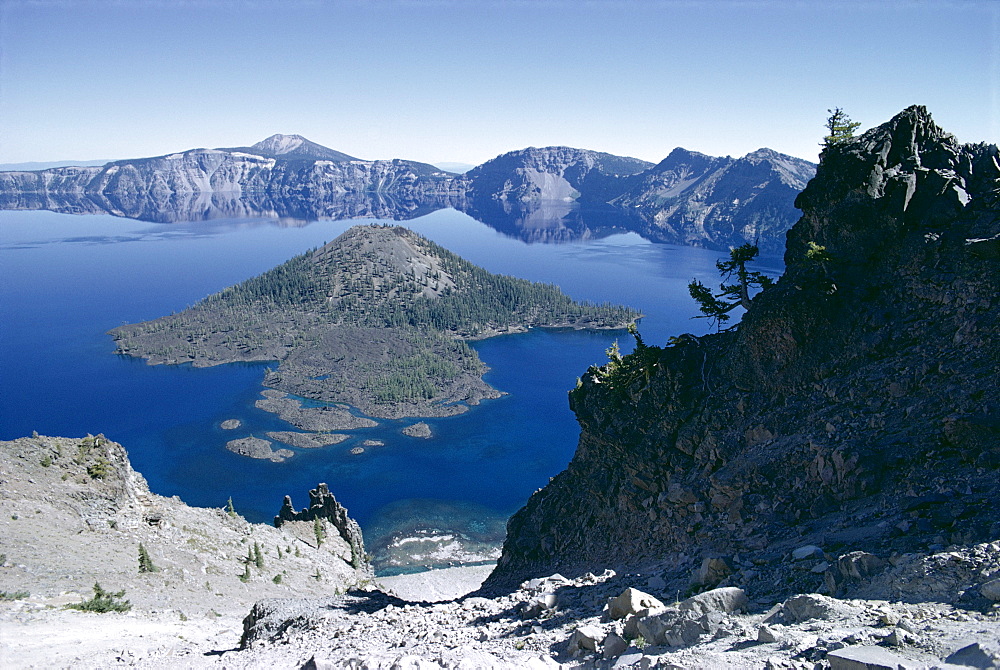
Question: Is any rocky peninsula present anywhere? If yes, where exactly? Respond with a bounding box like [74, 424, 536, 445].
[110, 224, 639, 436]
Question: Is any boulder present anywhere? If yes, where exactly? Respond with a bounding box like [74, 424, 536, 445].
[946, 641, 1000, 668]
[607, 588, 666, 620]
[979, 578, 1000, 601]
[602, 632, 629, 659]
[827, 646, 917, 670]
[566, 625, 605, 654]
[678, 586, 747, 615]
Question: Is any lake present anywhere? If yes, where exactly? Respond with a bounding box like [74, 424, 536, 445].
[0, 206, 782, 573]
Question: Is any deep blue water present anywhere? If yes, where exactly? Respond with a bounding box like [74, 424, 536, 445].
[0, 208, 782, 560]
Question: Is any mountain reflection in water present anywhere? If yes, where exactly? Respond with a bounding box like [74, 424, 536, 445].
[0, 190, 666, 246]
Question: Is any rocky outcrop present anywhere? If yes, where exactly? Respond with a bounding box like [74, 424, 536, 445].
[274, 483, 369, 572]
[486, 107, 1000, 599]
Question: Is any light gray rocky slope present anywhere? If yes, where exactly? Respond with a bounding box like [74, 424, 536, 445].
[0, 434, 372, 667]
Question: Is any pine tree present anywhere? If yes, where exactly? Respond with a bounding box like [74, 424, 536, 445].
[688, 244, 773, 331]
[313, 518, 325, 548]
[823, 107, 861, 147]
[138, 543, 158, 573]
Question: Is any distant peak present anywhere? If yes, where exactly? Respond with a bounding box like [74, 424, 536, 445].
[252, 134, 308, 155]
[246, 134, 358, 162]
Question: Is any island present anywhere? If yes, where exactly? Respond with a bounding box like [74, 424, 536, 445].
[110, 224, 639, 428]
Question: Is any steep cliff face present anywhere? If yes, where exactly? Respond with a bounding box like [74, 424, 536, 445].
[0, 140, 460, 216]
[612, 147, 816, 254]
[463, 146, 653, 202]
[486, 107, 1000, 597]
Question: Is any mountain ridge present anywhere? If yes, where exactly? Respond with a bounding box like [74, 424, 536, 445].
[0, 135, 813, 252]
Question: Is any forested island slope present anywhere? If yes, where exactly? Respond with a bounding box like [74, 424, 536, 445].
[486, 106, 1000, 601]
[110, 225, 638, 420]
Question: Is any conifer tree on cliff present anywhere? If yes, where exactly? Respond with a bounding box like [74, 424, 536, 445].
[823, 107, 861, 147]
[688, 243, 773, 330]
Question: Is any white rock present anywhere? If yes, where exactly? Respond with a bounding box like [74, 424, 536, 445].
[678, 586, 748, 615]
[607, 588, 665, 621]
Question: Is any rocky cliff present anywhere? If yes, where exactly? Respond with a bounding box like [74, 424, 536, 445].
[485, 106, 1000, 602]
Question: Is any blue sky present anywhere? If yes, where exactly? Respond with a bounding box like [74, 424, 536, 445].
[1, 0, 996, 166]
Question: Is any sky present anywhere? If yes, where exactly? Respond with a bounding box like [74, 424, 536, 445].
[0, 0, 997, 167]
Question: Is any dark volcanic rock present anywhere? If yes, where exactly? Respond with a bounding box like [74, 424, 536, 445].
[274, 483, 369, 571]
[485, 106, 1000, 597]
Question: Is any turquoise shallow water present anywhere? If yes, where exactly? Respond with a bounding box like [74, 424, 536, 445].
[0, 208, 782, 569]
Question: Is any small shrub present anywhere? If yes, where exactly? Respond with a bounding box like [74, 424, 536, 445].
[67, 582, 131, 613]
[87, 458, 111, 480]
[0, 590, 29, 601]
[239, 564, 250, 583]
[272, 573, 283, 585]
[40, 455, 52, 468]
